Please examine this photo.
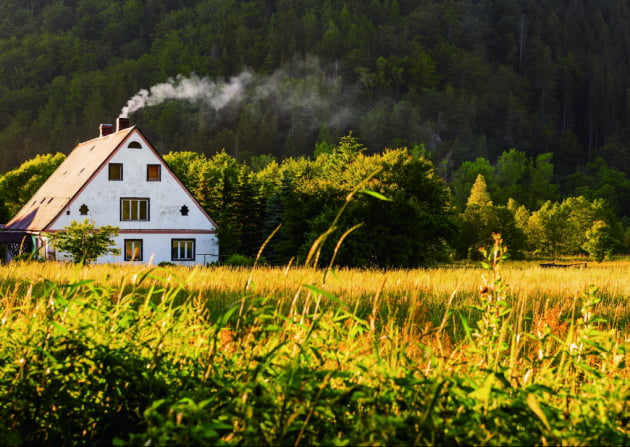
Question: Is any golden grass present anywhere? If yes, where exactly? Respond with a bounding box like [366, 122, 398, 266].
[2, 258, 628, 336]
[2, 259, 629, 304]
[1, 258, 628, 389]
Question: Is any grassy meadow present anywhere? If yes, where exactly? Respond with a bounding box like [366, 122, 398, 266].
[0, 243, 628, 445]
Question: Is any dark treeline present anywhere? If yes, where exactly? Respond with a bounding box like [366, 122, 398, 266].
[2, 0, 630, 183]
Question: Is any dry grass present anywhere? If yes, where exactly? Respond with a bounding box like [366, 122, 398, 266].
[2, 258, 628, 350]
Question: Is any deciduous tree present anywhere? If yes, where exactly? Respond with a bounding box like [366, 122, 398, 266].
[47, 219, 120, 265]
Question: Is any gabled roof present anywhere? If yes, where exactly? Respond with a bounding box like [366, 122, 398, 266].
[4, 127, 135, 231]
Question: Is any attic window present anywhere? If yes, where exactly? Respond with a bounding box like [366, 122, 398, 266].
[128, 141, 142, 149]
[147, 164, 161, 181]
[109, 163, 123, 180]
[79, 204, 89, 215]
[180, 205, 189, 216]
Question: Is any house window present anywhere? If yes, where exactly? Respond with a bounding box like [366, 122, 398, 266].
[172, 239, 195, 261]
[124, 239, 143, 261]
[180, 205, 189, 216]
[79, 204, 89, 215]
[128, 141, 142, 149]
[121, 198, 149, 221]
[109, 163, 123, 180]
[147, 164, 161, 181]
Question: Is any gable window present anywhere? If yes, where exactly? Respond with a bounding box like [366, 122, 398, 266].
[147, 164, 161, 181]
[79, 204, 89, 215]
[109, 163, 123, 180]
[180, 205, 189, 216]
[128, 141, 142, 149]
[124, 239, 143, 261]
[121, 198, 149, 221]
[172, 239, 195, 261]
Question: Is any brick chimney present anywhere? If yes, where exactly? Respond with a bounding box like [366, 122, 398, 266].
[99, 123, 114, 137]
[116, 117, 130, 132]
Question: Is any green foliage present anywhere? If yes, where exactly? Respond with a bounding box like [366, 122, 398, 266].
[466, 173, 493, 207]
[223, 253, 255, 267]
[47, 219, 120, 265]
[458, 175, 526, 259]
[285, 140, 459, 267]
[526, 196, 623, 258]
[3, 0, 630, 195]
[164, 150, 265, 262]
[450, 150, 558, 211]
[0, 273, 195, 445]
[582, 220, 616, 262]
[469, 233, 512, 370]
[165, 135, 459, 268]
[0, 153, 66, 217]
[495, 148, 529, 205]
[450, 157, 496, 208]
[565, 157, 630, 219]
[528, 153, 557, 210]
[0, 259, 627, 445]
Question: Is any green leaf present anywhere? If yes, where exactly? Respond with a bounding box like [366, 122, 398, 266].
[526, 393, 551, 432]
[361, 189, 392, 201]
[468, 374, 495, 402]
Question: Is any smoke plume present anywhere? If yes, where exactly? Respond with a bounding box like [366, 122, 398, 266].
[118, 57, 360, 142]
[119, 72, 254, 118]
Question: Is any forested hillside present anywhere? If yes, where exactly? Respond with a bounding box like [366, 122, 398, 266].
[2, 0, 630, 182]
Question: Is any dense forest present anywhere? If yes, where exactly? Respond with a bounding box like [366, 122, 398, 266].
[2, 0, 630, 264]
[3, 1, 630, 174]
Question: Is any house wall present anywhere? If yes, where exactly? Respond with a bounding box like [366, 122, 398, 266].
[44, 232, 219, 265]
[105, 232, 218, 265]
[48, 130, 218, 265]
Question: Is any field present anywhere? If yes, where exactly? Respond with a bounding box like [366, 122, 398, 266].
[1, 242, 628, 445]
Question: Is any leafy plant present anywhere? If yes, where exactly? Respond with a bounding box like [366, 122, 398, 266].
[46, 219, 120, 265]
[582, 220, 616, 262]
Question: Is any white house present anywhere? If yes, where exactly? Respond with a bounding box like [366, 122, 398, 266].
[0, 118, 218, 265]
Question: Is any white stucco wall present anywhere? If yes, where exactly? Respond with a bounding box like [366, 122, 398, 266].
[45, 232, 219, 265]
[47, 131, 219, 265]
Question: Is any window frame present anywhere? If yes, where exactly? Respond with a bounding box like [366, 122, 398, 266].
[124, 239, 143, 261]
[147, 164, 161, 181]
[120, 198, 150, 221]
[171, 239, 195, 261]
[108, 163, 123, 181]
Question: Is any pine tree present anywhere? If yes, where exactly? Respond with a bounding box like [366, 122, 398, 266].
[466, 174, 493, 208]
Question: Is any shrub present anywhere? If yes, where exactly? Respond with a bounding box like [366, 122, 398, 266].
[223, 253, 255, 266]
[46, 219, 120, 264]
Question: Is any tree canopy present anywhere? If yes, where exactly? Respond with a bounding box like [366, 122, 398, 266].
[165, 134, 459, 267]
[47, 219, 120, 264]
[2, 0, 630, 198]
